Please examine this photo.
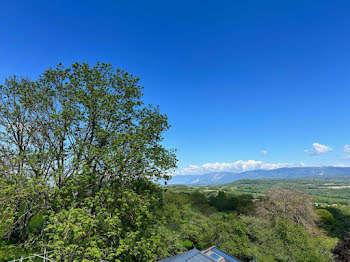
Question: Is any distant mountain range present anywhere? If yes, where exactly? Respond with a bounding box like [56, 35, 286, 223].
[162, 166, 350, 186]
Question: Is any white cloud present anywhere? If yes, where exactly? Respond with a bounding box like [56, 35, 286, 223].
[174, 160, 304, 176]
[344, 145, 350, 153]
[305, 143, 333, 155]
[261, 150, 268, 156]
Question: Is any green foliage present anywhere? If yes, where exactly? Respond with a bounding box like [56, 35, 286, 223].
[153, 225, 187, 260]
[0, 63, 177, 260]
[208, 191, 254, 213]
[163, 191, 193, 231]
[240, 216, 335, 262]
[44, 183, 167, 261]
[160, 189, 337, 262]
[197, 214, 252, 260]
[0, 239, 33, 262]
[317, 208, 336, 225]
[27, 210, 47, 235]
[0, 179, 16, 238]
[272, 219, 335, 262]
[321, 206, 350, 240]
[182, 240, 193, 249]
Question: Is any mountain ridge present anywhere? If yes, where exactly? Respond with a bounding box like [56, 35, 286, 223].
[164, 166, 350, 185]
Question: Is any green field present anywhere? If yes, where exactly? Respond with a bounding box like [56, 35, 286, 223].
[168, 178, 350, 205]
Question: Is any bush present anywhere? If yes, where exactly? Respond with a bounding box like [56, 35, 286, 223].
[317, 209, 336, 225]
[182, 240, 193, 249]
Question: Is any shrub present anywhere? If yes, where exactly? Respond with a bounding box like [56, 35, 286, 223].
[317, 209, 336, 225]
[182, 240, 193, 249]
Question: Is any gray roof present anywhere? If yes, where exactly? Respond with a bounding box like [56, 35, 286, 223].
[159, 248, 216, 262]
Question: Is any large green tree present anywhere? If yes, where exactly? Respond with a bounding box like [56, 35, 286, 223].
[0, 63, 177, 261]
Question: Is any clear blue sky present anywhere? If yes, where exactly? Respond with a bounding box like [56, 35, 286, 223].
[1, 1, 350, 174]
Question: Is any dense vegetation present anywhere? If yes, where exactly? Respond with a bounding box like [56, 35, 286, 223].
[0, 64, 349, 261]
[171, 178, 350, 205]
[0, 63, 176, 261]
[162, 187, 341, 261]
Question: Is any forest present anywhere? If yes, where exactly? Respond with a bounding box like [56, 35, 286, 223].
[0, 63, 349, 261]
